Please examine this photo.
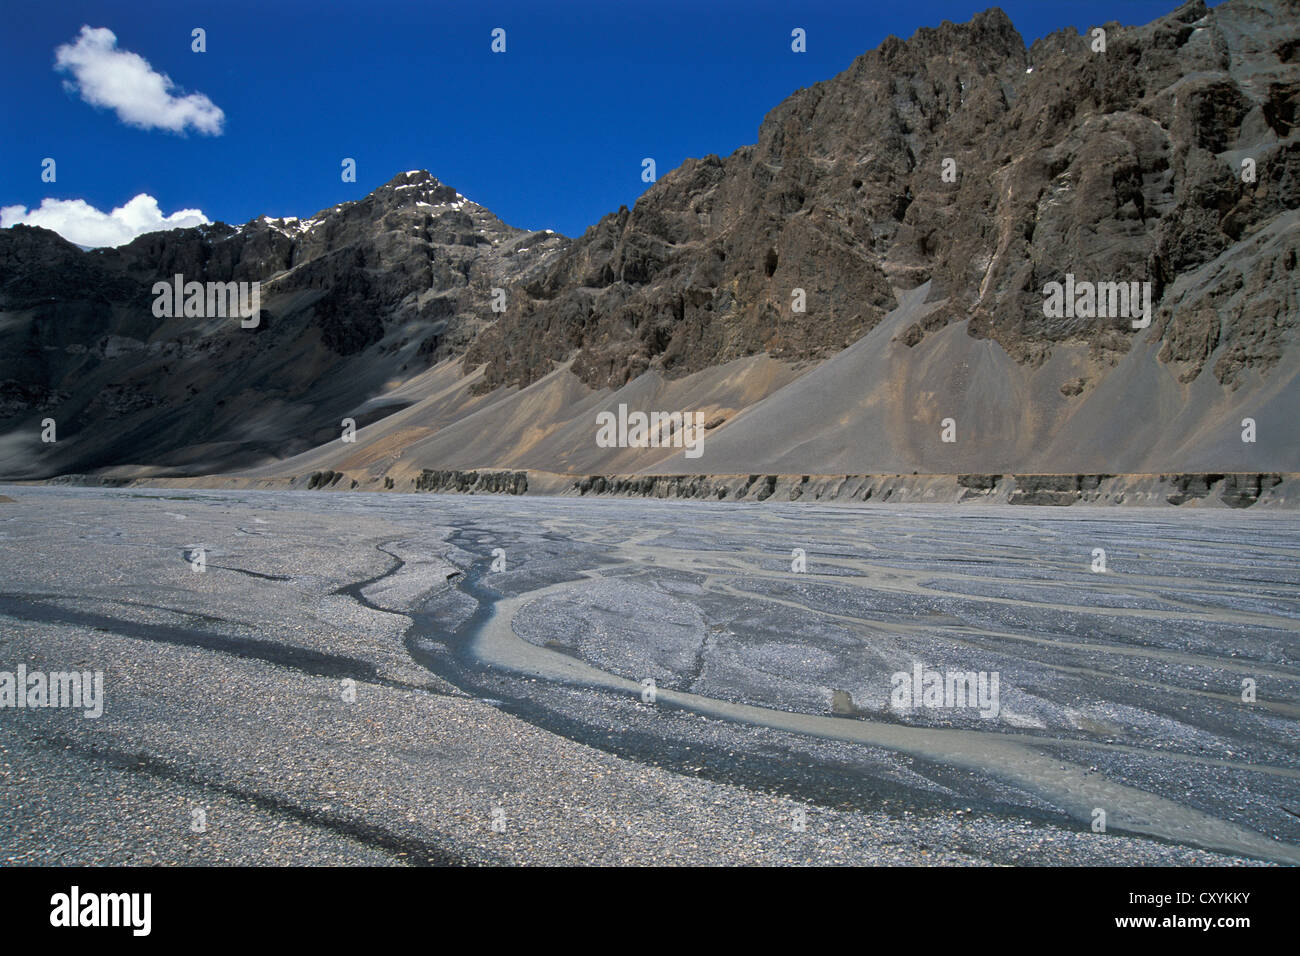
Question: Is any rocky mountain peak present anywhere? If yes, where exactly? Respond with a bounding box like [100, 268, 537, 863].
[0, 162, 572, 477]
[371, 168, 465, 209]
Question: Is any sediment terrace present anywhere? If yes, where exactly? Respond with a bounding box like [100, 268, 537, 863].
[46, 470, 1300, 508]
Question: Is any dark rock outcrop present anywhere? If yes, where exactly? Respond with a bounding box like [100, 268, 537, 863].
[1009, 474, 1114, 505]
[413, 469, 528, 495]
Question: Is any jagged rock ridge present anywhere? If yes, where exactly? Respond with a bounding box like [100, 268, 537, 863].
[464, 0, 1298, 392]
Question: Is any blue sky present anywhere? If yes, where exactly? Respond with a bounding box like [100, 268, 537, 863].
[2, 0, 1219, 244]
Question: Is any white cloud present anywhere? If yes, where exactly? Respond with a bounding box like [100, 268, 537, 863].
[54, 26, 225, 135]
[1, 195, 211, 248]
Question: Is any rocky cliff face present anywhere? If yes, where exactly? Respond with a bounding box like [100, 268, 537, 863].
[464, 0, 1298, 392]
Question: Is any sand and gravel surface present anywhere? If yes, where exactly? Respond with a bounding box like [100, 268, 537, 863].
[0, 485, 1295, 865]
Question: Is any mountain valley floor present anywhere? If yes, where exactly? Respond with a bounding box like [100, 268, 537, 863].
[1, 486, 1296, 865]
